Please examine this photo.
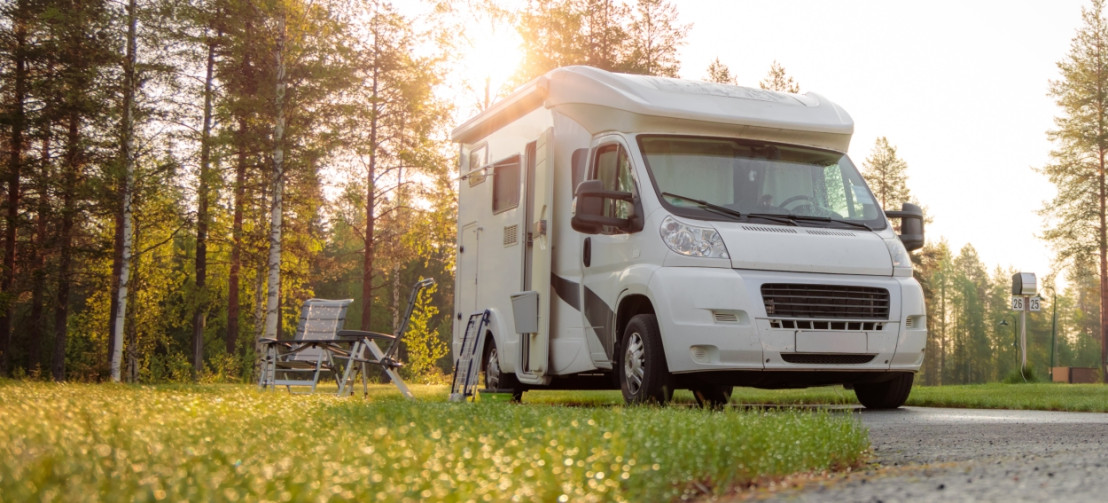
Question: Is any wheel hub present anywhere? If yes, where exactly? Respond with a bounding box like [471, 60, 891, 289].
[486, 347, 501, 389]
[624, 332, 645, 394]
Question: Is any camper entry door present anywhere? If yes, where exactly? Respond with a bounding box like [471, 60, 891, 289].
[519, 129, 554, 379]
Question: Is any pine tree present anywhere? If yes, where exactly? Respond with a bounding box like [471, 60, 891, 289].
[513, 0, 689, 82]
[705, 57, 736, 84]
[861, 137, 911, 210]
[624, 0, 688, 77]
[759, 60, 799, 93]
[1041, 0, 1108, 382]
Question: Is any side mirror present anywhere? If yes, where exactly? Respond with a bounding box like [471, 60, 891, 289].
[884, 203, 925, 252]
[571, 180, 638, 233]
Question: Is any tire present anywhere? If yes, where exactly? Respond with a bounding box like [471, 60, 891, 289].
[619, 314, 673, 404]
[854, 372, 914, 409]
[483, 341, 523, 401]
[692, 385, 733, 410]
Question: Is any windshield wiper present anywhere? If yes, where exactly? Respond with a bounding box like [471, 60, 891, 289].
[662, 192, 803, 227]
[661, 192, 746, 221]
[741, 212, 800, 226]
[780, 214, 874, 231]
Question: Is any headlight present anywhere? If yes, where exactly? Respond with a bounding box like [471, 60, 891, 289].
[885, 237, 913, 277]
[660, 216, 729, 258]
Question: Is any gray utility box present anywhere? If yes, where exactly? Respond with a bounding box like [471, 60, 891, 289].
[510, 291, 539, 334]
[1012, 272, 1037, 296]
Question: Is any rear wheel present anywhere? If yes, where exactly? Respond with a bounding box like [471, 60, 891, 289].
[692, 385, 733, 409]
[483, 341, 523, 401]
[854, 372, 914, 409]
[620, 314, 673, 405]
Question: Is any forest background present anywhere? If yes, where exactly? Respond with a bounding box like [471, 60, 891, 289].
[0, 0, 1102, 385]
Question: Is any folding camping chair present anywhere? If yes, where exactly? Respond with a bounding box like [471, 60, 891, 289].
[258, 298, 354, 393]
[335, 278, 436, 400]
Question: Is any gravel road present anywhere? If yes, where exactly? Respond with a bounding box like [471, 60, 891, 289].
[755, 407, 1108, 502]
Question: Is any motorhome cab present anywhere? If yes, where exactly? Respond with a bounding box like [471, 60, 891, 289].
[451, 66, 926, 408]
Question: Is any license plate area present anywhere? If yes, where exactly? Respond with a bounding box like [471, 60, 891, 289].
[794, 331, 868, 353]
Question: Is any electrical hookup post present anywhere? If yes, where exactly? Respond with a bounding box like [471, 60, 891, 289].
[1011, 272, 1040, 372]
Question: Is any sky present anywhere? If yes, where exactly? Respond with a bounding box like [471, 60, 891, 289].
[674, 0, 1090, 286]
[441, 0, 1094, 289]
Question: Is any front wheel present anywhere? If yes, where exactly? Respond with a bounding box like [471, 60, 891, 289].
[854, 372, 914, 409]
[620, 314, 673, 405]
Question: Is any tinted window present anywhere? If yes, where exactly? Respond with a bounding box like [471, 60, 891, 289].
[492, 156, 520, 213]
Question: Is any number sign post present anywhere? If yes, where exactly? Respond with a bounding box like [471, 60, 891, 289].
[1010, 272, 1038, 371]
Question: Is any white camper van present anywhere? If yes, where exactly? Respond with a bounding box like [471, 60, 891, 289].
[451, 66, 926, 408]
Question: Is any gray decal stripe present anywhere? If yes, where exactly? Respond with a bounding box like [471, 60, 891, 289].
[551, 273, 580, 310]
[583, 286, 615, 359]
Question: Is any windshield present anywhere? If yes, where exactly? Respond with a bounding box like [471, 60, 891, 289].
[638, 135, 886, 230]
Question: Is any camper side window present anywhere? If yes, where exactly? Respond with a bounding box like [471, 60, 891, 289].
[593, 143, 636, 224]
[492, 155, 521, 213]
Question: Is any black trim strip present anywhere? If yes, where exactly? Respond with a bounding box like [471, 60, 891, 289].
[583, 286, 616, 358]
[551, 273, 580, 310]
[551, 273, 616, 359]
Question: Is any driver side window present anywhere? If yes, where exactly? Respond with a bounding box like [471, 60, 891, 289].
[593, 143, 635, 221]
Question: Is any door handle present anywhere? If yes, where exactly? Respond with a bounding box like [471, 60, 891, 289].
[583, 237, 591, 268]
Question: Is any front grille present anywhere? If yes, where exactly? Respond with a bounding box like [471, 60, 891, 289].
[762, 284, 889, 319]
[782, 353, 876, 365]
[769, 319, 884, 331]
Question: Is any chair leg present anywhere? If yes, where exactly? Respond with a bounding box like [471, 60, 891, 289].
[360, 360, 369, 398]
[259, 346, 277, 391]
[338, 341, 362, 396]
[364, 339, 414, 400]
[310, 356, 321, 394]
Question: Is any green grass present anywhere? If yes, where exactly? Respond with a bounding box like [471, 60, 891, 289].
[907, 383, 1108, 412]
[0, 382, 868, 502]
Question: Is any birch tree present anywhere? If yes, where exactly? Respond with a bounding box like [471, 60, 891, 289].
[261, 4, 288, 342]
[110, 0, 139, 382]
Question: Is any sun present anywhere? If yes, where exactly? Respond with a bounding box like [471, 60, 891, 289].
[459, 18, 524, 110]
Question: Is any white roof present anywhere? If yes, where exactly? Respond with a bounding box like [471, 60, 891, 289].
[452, 66, 854, 152]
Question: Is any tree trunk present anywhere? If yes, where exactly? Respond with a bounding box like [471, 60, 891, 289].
[361, 51, 380, 332]
[228, 9, 258, 360]
[52, 111, 80, 381]
[27, 136, 49, 374]
[1, 0, 30, 375]
[262, 11, 287, 341]
[1099, 146, 1107, 383]
[229, 115, 246, 356]
[110, 0, 138, 382]
[125, 205, 141, 382]
[192, 28, 217, 377]
[1100, 31, 1108, 385]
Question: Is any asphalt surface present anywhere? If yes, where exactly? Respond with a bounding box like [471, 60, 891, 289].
[757, 407, 1108, 502]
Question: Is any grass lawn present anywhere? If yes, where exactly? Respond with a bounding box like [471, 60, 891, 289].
[0, 382, 867, 502]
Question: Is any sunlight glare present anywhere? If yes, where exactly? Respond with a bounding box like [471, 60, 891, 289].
[461, 21, 523, 109]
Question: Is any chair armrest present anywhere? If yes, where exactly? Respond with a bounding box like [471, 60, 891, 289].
[337, 329, 396, 341]
[259, 338, 295, 348]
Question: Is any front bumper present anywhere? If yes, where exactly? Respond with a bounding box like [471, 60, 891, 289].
[647, 267, 927, 376]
